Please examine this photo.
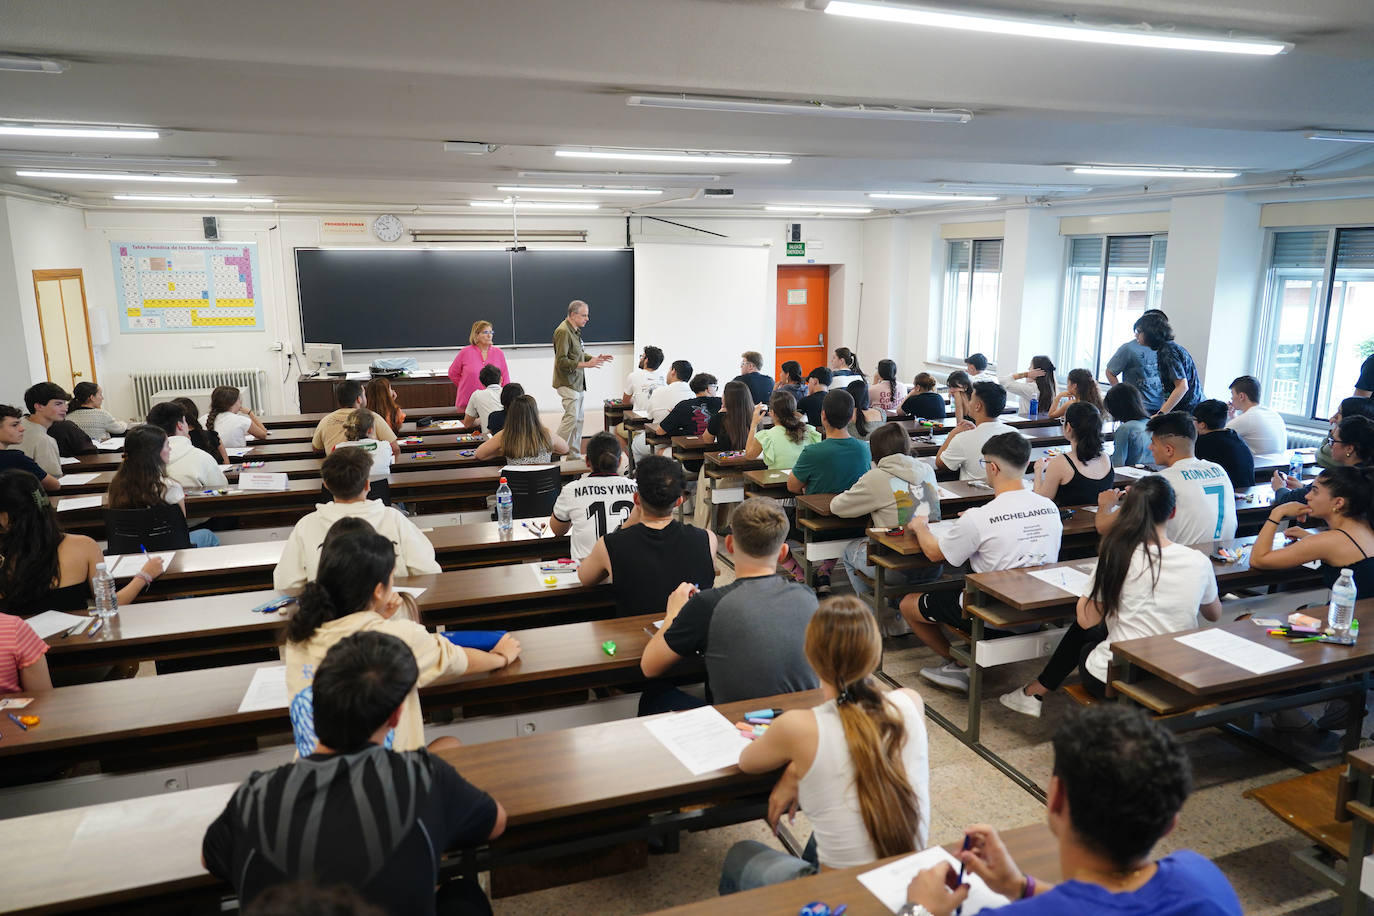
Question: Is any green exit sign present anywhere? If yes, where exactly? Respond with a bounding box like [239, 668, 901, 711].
[786, 241, 805, 256]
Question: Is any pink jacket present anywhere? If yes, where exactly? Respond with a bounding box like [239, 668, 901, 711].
[447, 344, 510, 410]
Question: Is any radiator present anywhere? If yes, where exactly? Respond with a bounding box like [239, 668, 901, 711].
[1288, 428, 1326, 450]
[130, 369, 266, 417]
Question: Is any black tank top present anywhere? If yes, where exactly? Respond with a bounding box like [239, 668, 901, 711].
[602, 521, 717, 618]
[1054, 453, 1115, 507]
[0, 580, 92, 615]
[1320, 529, 1374, 596]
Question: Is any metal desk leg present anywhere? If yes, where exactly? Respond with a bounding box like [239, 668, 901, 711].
[966, 617, 984, 744]
[1343, 767, 1374, 916]
[1344, 675, 1369, 755]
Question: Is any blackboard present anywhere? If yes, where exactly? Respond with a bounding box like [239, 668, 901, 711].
[296, 248, 634, 350]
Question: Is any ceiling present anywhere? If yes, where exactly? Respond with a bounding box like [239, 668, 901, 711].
[3, 0, 1374, 215]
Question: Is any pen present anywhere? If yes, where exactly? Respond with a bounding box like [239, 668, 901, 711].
[955, 833, 972, 915]
[88, 618, 103, 637]
[7, 712, 28, 731]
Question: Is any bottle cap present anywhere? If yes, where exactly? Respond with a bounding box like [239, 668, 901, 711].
[95, 562, 107, 572]
[499, 476, 507, 483]
[1342, 568, 1354, 575]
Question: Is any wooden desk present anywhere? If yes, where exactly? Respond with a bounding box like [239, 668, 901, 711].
[264, 406, 465, 428]
[297, 376, 457, 413]
[743, 467, 792, 500]
[602, 400, 627, 431]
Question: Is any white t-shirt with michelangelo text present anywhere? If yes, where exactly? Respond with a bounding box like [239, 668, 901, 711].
[933, 486, 1063, 573]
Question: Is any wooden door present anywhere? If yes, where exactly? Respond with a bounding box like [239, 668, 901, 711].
[775, 266, 829, 380]
[33, 269, 95, 392]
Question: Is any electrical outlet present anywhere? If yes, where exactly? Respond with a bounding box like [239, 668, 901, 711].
[191, 340, 215, 349]
[269, 341, 284, 352]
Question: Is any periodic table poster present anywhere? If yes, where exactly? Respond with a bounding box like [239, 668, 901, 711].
[110, 241, 265, 333]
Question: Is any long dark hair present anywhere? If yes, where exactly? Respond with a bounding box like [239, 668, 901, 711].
[835, 347, 864, 376]
[1068, 368, 1104, 412]
[779, 360, 804, 387]
[847, 379, 873, 437]
[286, 525, 396, 643]
[769, 389, 809, 444]
[1064, 402, 1104, 463]
[1104, 383, 1149, 423]
[1089, 476, 1175, 620]
[0, 470, 65, 613]
[365, 377, 403, 432]
[69, 381, 100, 411]
[172, 397, 205, 433]
[205, 385, 239, 434]
[720, 380, 754, 450]
[108, 424, 169, 509]
[1315, 466, 1374, 524]
[876, 359, 899, 403]
[1031, 356, 1057, 407]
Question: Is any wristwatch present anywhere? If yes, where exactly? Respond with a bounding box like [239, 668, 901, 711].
[896, 905, 933, 916]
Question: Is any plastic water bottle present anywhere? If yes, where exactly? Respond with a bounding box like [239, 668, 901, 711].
[1328, 568, 1357, 638]
[495, 477, 513, 531]
[1028, 398, 1039, 418]
[93, 562, 118, 619]
[1289, 454, 1304, 484]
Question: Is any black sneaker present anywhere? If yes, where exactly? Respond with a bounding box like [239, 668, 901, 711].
[815, 574, 832, 596]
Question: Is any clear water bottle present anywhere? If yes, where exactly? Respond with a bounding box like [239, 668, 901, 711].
[1329, 567, 1357, 638]
[1289, 454, 1304, 484]
[93, 562, 119, 619]
[1028, 398, 1039, 418]
[495, 477, 513, 531]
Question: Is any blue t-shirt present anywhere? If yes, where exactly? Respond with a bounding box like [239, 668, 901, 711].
[1106, 341, 1163, 412]
[791, 436, 871, 495]
[1006, 851, 1240, 915]
[0, 448, 48, 482]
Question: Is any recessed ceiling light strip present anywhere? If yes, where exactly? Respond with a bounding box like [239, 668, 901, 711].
[868, 192, 1000, 201]
[112, 194, 273, 204]
[764, 205, 873, 214]
[626, 95, 971, 123]
[0, 123, 158, 139]
[470, 200, 600, 211]
[16, 169, 237, 184]
[1069, 166, 1239, 178]
[496, 185, 661, 195]
[556, 149, 791, 165]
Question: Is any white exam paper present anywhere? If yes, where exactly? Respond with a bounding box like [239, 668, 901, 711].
[1027, 566, 1093, 596]
[1114, 465, 1151, 479]
[25, 610, 92, 640]
[1175, 628, 1303, 675]
[858, 846, 1009, 914]
[59, 456, 80, 466]
[56, 495, 103, 512]
[59, 472, 98, 486]
[96, 437, 125, 451]
[237, 665, 289, 712]
[642, 705, 749, 776]
[393, 586, 427, 598]
[937, 486, 958, 500]
[108, 552, 175, 579]
[225, 447, 254, 458]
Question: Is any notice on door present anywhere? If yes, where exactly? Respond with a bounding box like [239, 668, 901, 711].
[786, 288, 807, 305]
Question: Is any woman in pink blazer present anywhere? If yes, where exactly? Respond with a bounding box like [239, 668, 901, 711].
[447, 320, 511, 411]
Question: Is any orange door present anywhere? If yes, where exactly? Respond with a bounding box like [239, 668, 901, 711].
[776, 266, 829, 380]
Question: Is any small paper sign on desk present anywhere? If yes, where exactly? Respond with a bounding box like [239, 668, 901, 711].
[96, 437, 125, 451]
[225, 447, 254, 458]
[237, 471, 288, 491]
[59, 456, 80, 466]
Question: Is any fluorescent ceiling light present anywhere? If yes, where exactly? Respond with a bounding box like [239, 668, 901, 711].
[939, 181, 1090, 194]
[112, 194, 274, 204]
[822, 1, 1290, 56]
[765, 204, 873, 214]
[443, 141, 498, 154]
[556, 149, 791, 166]
[470, 200, 600, 211]
[0, 123, 158, 140]
[519, 169, 721, 182]
[16, 169, 237, 184]
[1069, 166, 1239, 178]
[627, 94, 971, 123]
[0, 151, 217, 168]
[0, 54, 68, 73]
[496, 185, 661, 196]
[868, 192, 999, 201]
[1305, 130, 1374, 144]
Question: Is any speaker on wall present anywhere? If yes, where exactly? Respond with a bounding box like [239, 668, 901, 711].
[202, 216, 219, 240]
[789, 222, 802, 242]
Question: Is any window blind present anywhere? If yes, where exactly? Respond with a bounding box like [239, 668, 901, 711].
[1335, 228, 1374, 269]
[1272, 230, 1329, 269]
[1069, 237, 1103, 268]
[1105, 235, 1153, 269]
[972, 239, 1002, 272]
[948, 239, 971, 272]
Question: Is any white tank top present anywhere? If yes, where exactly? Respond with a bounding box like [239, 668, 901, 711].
[797, 691, 931, 868]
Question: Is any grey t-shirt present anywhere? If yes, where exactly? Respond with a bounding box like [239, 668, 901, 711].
[663, 575, 819, 703]
[1105, 340, 1163, 412]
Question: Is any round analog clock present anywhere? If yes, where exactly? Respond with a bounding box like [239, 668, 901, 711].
[372, 213, 405, 242]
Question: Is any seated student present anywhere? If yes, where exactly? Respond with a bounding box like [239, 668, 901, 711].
[578, 455, 717, 617]
[0, 405, 60, 492]
[205, 630, 509, 916]
[1103, 383, 1151, 468]
[699, 377, 749, 448]
[484, 382, 523, 435]
[1252, 466, 1374, 597]
[16, 382, 68, 479]
[49, 417, 99, 459]
[774, 360, 808, 403]
[1001, 477, 1221, 717]
[787, 390, 873, 591]
[796, 367, 832, 429]
[332, 408, 395, 504]
[615, 346, 666, 452]
[274, 449, 438, 589]
[1047, 368, 1104, 419]
[1272, 414, 1374, 506]
[549, 432, 637, 561]
[1098, 412, 1236, 545]
[934, 381, 1017, 481]
[964, 352, 997, 384]
[0, 469, 163, 613]
[66, 382, 127, 442]
[310, 381, 397, 457]
[901, 372, 946, 421]
[870, 359, 908, 414]
[733, 350, 775, 405]
[845, 379, 883, 440]
[364, 376, 406, 435]
[946, 370, 973, 422]
[745, 390, 820, 470]
[903, 705, 1242, 916]
[1227, 374, 1287, 455]
[173, 397, 227, 464]
[899, 433, 1063, 694]
[831, 347, 864, 381]
[146, 401, 227, 491]
[108, 424, 219, 548]
[461, 364, 504, 432]
[1000, 356, 1056, 418]
[635, 359, 694, 460]
[1315, 397, 1374, 470]
[660, 373, 722, 440]
[720, 596, 929, 893]
[473, 394, 569, 464]
[1, 611, 52, 692]
[1191, 399, 1254, 491]
[640, 496, 817, 713]
[206, 385, 270, 449]
[832, 422, 942, 610]
[281, 526, 518, 753]
[1033, 403, 1114, 506]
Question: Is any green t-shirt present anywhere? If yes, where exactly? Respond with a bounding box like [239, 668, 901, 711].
[791, 436, 872, 495]
[755, 424, 821, 470]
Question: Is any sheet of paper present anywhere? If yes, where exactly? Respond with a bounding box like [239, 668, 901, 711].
[1027, 566, 1093, 596]
[1175, 628, 1304, 676]
[642, 705, 750, 776]
[58, 472, 98, 486]
[25, 610, 92, 639]
[56, 494, 103, 512]
[0, 698, 33, 709]
[108, 551, 175, 579]
[926, 519, 957, 538]
[59, 456, 80, 466]
[96, 437, 125, 451]
[936, 486, 959, 499]
[217, 463, 235, 471]
[225, 447, 254, 458]
[393, 586, 427, 598]
[237, 471, 288, 491]
[237, 665, 289, 712]
[653, 619, 665, 629]
[1114, 465, 1151, 479]
[858, 846, 1010, 914]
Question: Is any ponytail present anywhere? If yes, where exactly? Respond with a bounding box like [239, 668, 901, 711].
[1067, 368, 1103, 412]
[284, 523, 396, 644]
[847, 380, 872, 437]
[769, 390, 808, 444]
[342, 407, 374, 442]
[1064, 402, 1104, 463]
[205, 385, 239, 436]
[1031, 356, 1057, 407]
[835, 347, 864, 377]
[1089, 476, 1175, 620]
[876, 359, 899, 402]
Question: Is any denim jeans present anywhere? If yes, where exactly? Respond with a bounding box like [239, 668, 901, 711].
[189, 527, 219, 548]
[719, 835, 819, 895]
[841, 537, 940, 601]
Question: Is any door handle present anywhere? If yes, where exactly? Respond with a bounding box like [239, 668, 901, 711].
[818, 333, 825, 348]
[72, 371, 83, 378]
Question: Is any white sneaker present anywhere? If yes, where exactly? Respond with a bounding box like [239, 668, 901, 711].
[999, 687, 1043, 718]
[919, 661, 970, 694]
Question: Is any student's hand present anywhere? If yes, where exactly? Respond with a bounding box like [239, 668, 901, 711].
[140, 556, 166, 580]
[752, 402, 768, 422]
[664, 582, 699, 622]
[1025, 368, 1045, 380]
[1097, 488, 1124, 512]
[1284, 526, 1311, 541]
[1271, 470, 1300, 490]
[950, 419, 974, 436]
[381, 592, 405, 618]
[1271, 501, 1310, 522]
[1036, 454, 1052, 475]
[955, 824, 1026, 899]
[905, 514, 929, 537]
[766, 763, 802, 831]
[491, 633, 522, 667]
[905, 862, 970, 916]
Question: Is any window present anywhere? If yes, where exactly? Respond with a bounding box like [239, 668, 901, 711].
[1258, 227, 1374, 422]
[939, 238, 1002, 364]
[1061, 235, 1167, 379]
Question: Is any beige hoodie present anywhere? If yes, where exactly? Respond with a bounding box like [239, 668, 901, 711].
[273, 498, 440, 590]
[830, 453, 942, 528]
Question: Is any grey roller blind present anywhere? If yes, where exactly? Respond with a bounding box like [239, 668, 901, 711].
[1069, 237, 1103, 268]
[1335, 228, 1374, 269]
[1105, 235, 1153, 268]
[972, 239, 1002, 271]
[1272, 230, 1329, 269]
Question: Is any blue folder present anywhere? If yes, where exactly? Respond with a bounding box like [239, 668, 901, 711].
[442, 630, 507, 651]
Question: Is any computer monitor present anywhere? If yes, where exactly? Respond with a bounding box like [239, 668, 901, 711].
[303, 342, 344, 374]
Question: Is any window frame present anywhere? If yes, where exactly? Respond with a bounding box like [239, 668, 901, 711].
[1058, 233, 1168, 379]
[937, 237, 1004, 366]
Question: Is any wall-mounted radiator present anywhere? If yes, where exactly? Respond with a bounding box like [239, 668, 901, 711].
[129, 369, 266, 417]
